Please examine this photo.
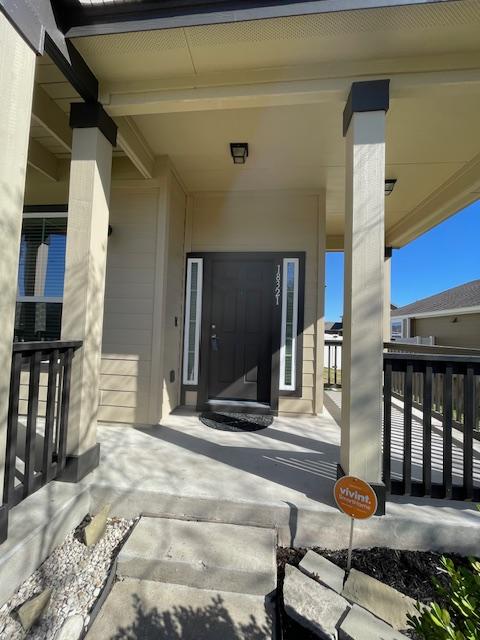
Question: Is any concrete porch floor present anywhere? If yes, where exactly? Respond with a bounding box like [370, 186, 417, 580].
[90, 397, 480, 556]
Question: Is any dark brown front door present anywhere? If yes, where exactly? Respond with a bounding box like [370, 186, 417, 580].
[207, 257, 273, 402]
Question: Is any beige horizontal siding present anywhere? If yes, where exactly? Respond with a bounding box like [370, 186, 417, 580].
[100, 188, 158, 424]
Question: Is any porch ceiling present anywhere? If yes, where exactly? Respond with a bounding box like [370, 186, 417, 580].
[27, 0, 480, 246]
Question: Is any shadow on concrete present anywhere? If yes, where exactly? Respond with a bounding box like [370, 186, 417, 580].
[136, 421, 338, 505]
[110, 593, 271, 640]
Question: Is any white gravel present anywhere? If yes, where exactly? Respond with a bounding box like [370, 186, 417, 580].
[0, 516, 134, 639]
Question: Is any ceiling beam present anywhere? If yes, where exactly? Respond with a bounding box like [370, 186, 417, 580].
[115, 116, 155, 179]
[28, 138, 59, 181]
[103, 69, 480, 117]
[32, 84, 72, 152]
[386, 152, 480, 247]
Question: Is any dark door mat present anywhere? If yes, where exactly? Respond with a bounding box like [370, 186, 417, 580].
[199, 411, 274, 432]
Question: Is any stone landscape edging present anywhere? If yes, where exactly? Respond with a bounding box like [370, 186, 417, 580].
[284, 551, 412, 639]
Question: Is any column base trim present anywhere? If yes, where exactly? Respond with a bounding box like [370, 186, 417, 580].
[0, 505, 8, 544]
[60, 443, 100, 483]
[337, 464, 386, 516]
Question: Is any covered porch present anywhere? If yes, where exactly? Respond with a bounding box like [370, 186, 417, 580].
[2, 0, 480, 550]
[87, 400, 480, 554]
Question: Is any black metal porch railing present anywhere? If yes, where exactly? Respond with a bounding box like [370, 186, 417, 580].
[2, 341, 82, 542]
[383, 344, 480, 502]
[324, 339, 342, 388]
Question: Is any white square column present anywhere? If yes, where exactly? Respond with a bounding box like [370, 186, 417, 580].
[60, 104, 117, 481]
[0, 14, 36, 536]
[341, 81, 389, 509]
[315, 193, 327, 414]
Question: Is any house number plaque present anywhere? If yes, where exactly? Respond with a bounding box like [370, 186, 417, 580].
[274, 264, 281, 305]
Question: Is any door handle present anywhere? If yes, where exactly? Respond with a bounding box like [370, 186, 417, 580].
[211, 334, 219, 351]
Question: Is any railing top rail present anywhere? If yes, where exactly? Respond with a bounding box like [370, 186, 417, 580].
[384, 341, 480, 357]
[384, 352, 480, 365]
[325, 339, 343, 346]
[12, 340, 83, 354]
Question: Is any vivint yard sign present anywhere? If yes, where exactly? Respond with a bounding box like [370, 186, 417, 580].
[334, 476, 377, 572]
[334, 476, 377, 520]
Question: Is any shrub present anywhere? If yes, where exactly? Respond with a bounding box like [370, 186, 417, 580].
[408, 555, 480, 640]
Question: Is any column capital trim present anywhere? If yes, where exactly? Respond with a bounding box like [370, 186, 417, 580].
[343, 79, 390, 136]
[70, 102, 117, 147]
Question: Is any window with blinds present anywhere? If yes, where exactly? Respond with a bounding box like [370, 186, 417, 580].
[15, 215, 67, 342]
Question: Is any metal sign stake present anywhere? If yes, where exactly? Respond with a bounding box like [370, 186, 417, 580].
[347, 517, 354, 574]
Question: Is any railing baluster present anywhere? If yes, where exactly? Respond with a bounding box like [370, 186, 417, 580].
[403, 364, 413, 495]
[383, 360, 392, 493]
[43, 349, 59, 484]
[422, 364, 433, 496]
[327, 344, 331, 386]
[3, 353, 22, 505]
[24, 351, 41, 499]
[57, 348, 73, 470]
[443, 365, 453, 499]
[334, 344, 338, 386]
[2, 341, 82, 543]
[463, 366, 475, 500]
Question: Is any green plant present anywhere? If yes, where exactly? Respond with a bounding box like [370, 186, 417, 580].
[408, 556, 480, 640]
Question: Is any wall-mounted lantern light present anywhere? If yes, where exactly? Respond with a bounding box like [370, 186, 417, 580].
[385, 179, 397, 196]
[230, 142, 249, 165]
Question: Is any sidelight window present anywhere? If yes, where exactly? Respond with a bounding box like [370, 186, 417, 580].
[280, 257, 299, 391]
[183, 258, 203, 385]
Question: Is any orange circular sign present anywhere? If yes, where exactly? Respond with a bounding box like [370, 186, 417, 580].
[334, 476, 377, 519]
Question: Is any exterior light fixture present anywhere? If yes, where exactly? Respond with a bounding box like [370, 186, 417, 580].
[230, 143, 248, 165]
[385, 179, 397, 196]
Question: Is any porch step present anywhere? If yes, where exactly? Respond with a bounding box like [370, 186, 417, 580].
[117, 516, 277, 596]
[86, 577, 274, 639]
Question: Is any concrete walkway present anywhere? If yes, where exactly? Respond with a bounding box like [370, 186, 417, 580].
[87, 515, 276, 639]
[91, 406, 480, 555]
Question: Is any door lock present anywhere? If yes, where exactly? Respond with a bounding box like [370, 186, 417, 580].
[211, 334, 219, 351]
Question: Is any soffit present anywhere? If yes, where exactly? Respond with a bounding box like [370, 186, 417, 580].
[73, 1, 480, 81]
[131, 89, 478, 218]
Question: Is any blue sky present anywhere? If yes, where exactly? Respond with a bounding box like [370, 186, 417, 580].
[325, 199, 480, 321]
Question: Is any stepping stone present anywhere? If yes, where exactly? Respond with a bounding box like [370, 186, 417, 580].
[339, 604, 408, 639]
[283, 565, 350, 640]
[299, 551, 345, 593]
[86, 577, 274, 639]
[342, 569, 417, 631]
[117, 516, 276, 596]
[17, 588, 52, 631]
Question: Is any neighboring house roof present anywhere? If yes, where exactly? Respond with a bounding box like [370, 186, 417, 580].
[392, 279, 480, 317]
[326, 321, 343, 333]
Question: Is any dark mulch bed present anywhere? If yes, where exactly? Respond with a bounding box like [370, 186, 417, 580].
[276, 546, 470, 640]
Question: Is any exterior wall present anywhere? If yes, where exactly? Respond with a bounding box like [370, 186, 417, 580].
[23, 162, 187, 424]
[190, 192, 323, 414]
[413, 313, 480, 349]
[23, 166, 323, 419]
[99, 187, 158, 423]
